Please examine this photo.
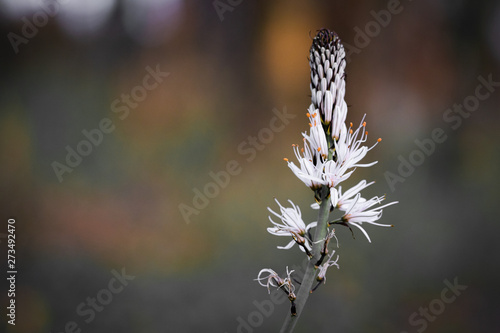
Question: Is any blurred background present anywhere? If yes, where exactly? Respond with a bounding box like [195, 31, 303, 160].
[1, 0, 499, 332]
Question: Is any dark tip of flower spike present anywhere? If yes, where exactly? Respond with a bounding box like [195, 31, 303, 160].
[311, 29, 340, 52]
[311, 29, 340, 51]
[309, 29, 344, 73]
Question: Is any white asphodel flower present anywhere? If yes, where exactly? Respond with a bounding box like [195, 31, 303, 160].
[330, 179, 374, 208]
[324, 118, 381, 188]
[339, 194, 398, 243]
[317, 252, 340, 283]
[304, 108, 329, 160]
[284, 144, 328, 190]
[267, 199, 317, 251]
[323, 158, 355, 189]
[255, 267, 295, 294]
[335, 118, 380, 169]
[284, 110, 331, 190]
[255, 268, 284, 294]
[307, 104, 322, 126]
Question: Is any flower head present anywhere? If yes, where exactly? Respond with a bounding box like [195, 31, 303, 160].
[257, 30, 398, 314]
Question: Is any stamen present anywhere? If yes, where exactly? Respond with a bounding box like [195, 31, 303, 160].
[349, 122, 353, 127]
[365, 131, 368, 135]
[306, 113, 311, 117]
[377, 138, 382, 142]
[283, 158, 289, 161]
[362, 121, 366, 127]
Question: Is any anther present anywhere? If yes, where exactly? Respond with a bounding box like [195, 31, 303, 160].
[377, 138, 382, 142]
[283, 158, 289, 162]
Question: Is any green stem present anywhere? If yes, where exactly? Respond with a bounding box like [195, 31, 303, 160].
[279, 185, 331, 333]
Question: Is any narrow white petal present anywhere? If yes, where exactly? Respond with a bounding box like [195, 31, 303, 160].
[350, 222, 372, 243]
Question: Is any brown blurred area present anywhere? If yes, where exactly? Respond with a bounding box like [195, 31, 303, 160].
[1, 0, 499, 332]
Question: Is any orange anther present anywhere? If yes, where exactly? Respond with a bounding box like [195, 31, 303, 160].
[365, 131, 368, 135]
[306, 113, 311, 117]
[283, 158, 289, 161]
[363, 121, 366, 127]
[349, 129, 353, 134]
[317, 147, 321, 152]
[377, 138, 382, 142]
[349, 122, 353, 127]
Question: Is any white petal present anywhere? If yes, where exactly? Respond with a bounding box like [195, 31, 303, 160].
[350, 222, 372, 243]
[277, 240, 296, 250]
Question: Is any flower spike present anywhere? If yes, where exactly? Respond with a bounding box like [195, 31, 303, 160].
[256, 29, 397, 329]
